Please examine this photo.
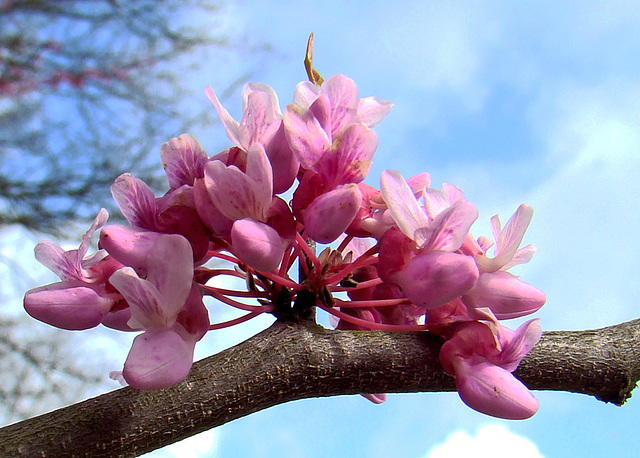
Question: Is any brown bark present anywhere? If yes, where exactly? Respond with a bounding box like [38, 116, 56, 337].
[1, 318, 639, 457]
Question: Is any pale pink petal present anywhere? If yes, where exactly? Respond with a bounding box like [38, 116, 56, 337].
[231, 218, 286, 272]
[322, 74, 359, 137]
[406, 172, 431, 194]
[205, 157, 268, 222]
[292, 80, 321, 108]
[454, 359, 539, 420]
[283, 103, 331, 169]
[476, 204, 534, 272]
[244, 143, 274, 215]
[35, 209, 109, 281]
[193, 178, 234, 237]
[503, 244, 538, 270]
[110, 173, 157, 229]
[464, 272, 546, 320]
[241, 82, 281, 145]
[205, 86, 246, 148]
[24, 282, 115, 330]
[416, 201, 478, 251]
[122, 328, 194, 390]
[160, 134, 207, 189]
[380, 169, 430, 242]
[393, 251, 479, 310]
[357, 96, 393, 127]
[304, 184, 362, 244]
[497, 319, 542, 372]
[34, 241, 82, 282]
[109, 267, 172, 329]
[145, 234, 193, 310]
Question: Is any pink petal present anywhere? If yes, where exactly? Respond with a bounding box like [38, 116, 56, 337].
[160, 134, 208, 189]
[454, 359, 539, 420]
[283, 103, 331, 169]
[110, 173, 157, 229]
[109, 267, 170, 329]
[123, 328, 194, 390]
[496, 319, 542, 372]
[231, 218, 286, 272]
[304, 184, 362, 244]
[476, 204, 534, 273]
[393, 251, 479, 310]
[322, 74, 359, 138]
[244, 143, 274, 210]
[35, 209, 109, 282]
[145, 234, 194, 308]
[416, 200, 478, 251]
[193, 178, 234, 236]
[174, 284, 210, 341]
[204, 144, 272, 222]
[361, 393, 387, 404]
[292, 80, 321, 109]
[263, 124, 300, 194]
[315, 124, 378, 188]
[464, 272, 546, 320]
[24, 282, 115, 330]
[99, 225, 162, 275]
[241, 82, 281, 146]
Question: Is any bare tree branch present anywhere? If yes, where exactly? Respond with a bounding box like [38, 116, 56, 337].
[1, 318, 638, 457]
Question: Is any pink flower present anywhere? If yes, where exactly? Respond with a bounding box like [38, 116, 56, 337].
[474, 204, 537, 273]
[204, 143, 290, 271]
[439, 319, 542, 419]
[462, 204, 545, 319]
[24, 209, 122, 330]
[206, 82, 299, 194]
[111, 173, 210, 262]
[109, 234, 208, 389]
[160, 134, 208, 190]
[378, 170, 479, 309]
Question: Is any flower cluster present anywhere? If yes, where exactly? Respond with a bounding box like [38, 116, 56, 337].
[24, 71, 545, 419]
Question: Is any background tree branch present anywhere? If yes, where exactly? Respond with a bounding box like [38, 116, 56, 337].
[1, 317, 638, 457]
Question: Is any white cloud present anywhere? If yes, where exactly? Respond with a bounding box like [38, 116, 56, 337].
[145, 429, 219, 458]
[423, 424, 544, 458]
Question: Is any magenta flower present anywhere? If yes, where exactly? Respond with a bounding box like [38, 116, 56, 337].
[439, 319, 542, 419]
[24, 209, 122, 330]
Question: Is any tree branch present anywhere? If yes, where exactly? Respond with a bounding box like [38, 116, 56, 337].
[1, 318, 639, 457]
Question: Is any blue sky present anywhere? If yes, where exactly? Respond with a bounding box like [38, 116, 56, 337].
[4, 1, 640, 457]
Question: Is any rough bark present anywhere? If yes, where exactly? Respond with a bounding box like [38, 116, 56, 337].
[1, 318, 639, 457]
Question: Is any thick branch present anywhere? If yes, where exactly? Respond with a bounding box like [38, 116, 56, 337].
[1, 318, 639, 457]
